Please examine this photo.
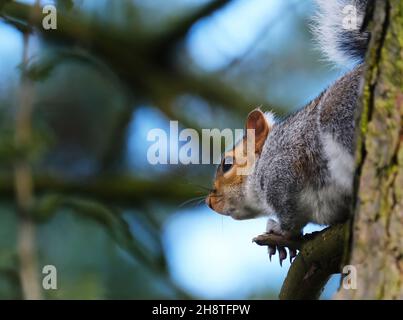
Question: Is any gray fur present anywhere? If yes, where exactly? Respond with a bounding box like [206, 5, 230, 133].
[242, 0, 371, 235]
[249, 65, 364, 234]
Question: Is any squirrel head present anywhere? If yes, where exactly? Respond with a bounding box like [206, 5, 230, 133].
[206, 109, 275, 220]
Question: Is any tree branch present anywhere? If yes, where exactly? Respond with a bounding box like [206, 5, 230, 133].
[14, 1, 42, 299]
[254, 223, 348, 300]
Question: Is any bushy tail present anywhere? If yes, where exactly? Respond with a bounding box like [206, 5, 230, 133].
[313, 0, 370, 68]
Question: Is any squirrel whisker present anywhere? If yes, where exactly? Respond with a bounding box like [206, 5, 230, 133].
[179, 196, 207, 208]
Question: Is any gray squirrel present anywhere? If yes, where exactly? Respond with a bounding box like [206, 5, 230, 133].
[206, 0, 370, 264]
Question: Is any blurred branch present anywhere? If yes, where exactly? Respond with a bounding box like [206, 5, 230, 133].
[150, 0, 232, 63]
[0, 0, 9, 10]
[14, 1, 42, 300]
[0, 173, 201, 205]
[254, 223, 347, 300]
[0, 1, 280, 115]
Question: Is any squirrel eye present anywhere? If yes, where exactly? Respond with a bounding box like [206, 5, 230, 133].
[221, 156, 234, 173]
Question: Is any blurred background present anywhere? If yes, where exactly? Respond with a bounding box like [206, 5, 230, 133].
[0, 0, 348, 299]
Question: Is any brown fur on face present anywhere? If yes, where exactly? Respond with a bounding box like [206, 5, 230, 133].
[206, 109, 273, 218]
[206, 142, 249, 215]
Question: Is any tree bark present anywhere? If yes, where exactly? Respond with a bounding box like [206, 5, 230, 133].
[336, 0, 403, 299]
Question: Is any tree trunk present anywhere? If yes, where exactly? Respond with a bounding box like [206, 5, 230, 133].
[336, 0, 403, 299]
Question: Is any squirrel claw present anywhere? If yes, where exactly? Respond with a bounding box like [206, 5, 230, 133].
[289, 248, 297, 263]
[253, 232, 301, 265]
[278, 247, 287, 267]
[268, 245, 276, 262]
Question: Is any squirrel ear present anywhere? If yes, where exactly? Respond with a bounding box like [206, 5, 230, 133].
[245, 109, 271, 154]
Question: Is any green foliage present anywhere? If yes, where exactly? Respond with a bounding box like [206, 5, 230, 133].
[22, 49, 116, 83]
[34, 195, 153, 264]
[0, 205, 19, 299]
[56, 0, 74, 11]
[0, 124, 53, 165]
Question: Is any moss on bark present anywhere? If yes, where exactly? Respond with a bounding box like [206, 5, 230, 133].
[336, 0, 403, 299]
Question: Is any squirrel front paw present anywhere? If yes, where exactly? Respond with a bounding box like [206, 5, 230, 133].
[253, 219, 302, 266]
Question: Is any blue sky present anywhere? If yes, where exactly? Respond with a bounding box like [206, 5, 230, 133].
[163, 207, 339, 299]
[187, 0, 284, 71]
